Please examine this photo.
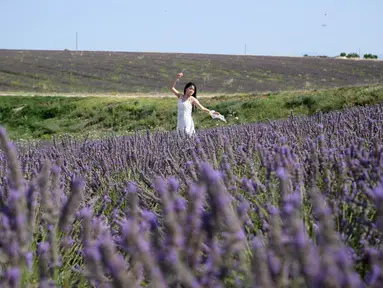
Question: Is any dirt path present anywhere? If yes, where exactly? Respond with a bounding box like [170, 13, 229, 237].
[0, 83, 381, 99]
[0, 91, 228, 98]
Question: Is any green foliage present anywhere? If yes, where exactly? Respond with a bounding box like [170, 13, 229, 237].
[340, 52, 346, 57]
[363, 53, 378, 59]
[346, 53, 360, 58]
[284, 95, 318, 114]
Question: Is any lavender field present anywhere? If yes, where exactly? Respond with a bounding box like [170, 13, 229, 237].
[1, 101, 383, 287]
[1, 49, 383, 95]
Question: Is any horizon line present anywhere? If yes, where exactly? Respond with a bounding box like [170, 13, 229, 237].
[0, 48, 381, 59]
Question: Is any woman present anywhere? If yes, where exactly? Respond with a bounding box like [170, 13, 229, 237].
[170, 72, 221, 137]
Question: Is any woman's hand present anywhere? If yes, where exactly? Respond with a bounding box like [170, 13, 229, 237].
[177, 72, 183, 79]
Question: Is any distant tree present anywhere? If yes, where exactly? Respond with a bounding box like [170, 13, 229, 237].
[346, 53, 359, 58]
[364, 53, 378, 59]
[303, 54, 308, 57]
[340, 52, 346, 57]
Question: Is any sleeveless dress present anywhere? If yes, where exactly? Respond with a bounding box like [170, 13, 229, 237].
[177, 97, 195, 137]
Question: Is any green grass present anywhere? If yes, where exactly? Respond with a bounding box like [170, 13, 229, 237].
[1, 84, 383, 140]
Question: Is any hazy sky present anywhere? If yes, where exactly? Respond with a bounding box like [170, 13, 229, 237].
[1, 0, 382, 57]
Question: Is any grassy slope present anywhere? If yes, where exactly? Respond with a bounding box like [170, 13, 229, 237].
[0, 49, 383, 95]
[1, 84, 382, 140]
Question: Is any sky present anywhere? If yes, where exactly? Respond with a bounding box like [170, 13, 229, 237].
[1, 0, 382, 57]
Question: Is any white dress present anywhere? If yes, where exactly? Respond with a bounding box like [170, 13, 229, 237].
[177, 97, 195, 137]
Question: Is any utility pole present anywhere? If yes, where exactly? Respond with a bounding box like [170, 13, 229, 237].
[76, 32, 78, 51]
[245, 44, 247, 55]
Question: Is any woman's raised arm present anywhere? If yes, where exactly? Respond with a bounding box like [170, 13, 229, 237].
[170, 72, 183, 98]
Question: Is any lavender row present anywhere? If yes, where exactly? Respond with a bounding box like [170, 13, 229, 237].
[0, 103, 383, 287]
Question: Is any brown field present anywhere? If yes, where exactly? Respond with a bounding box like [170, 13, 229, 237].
[0, 49, 382, 96]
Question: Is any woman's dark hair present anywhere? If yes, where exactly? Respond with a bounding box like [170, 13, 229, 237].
[184, 82, 197, 112]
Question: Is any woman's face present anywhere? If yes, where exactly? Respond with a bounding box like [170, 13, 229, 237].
[186, 85, 195, 96]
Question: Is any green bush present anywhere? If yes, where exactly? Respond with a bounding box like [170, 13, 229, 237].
[363, 53, 378, 59]
[346, 53, 360, 58]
